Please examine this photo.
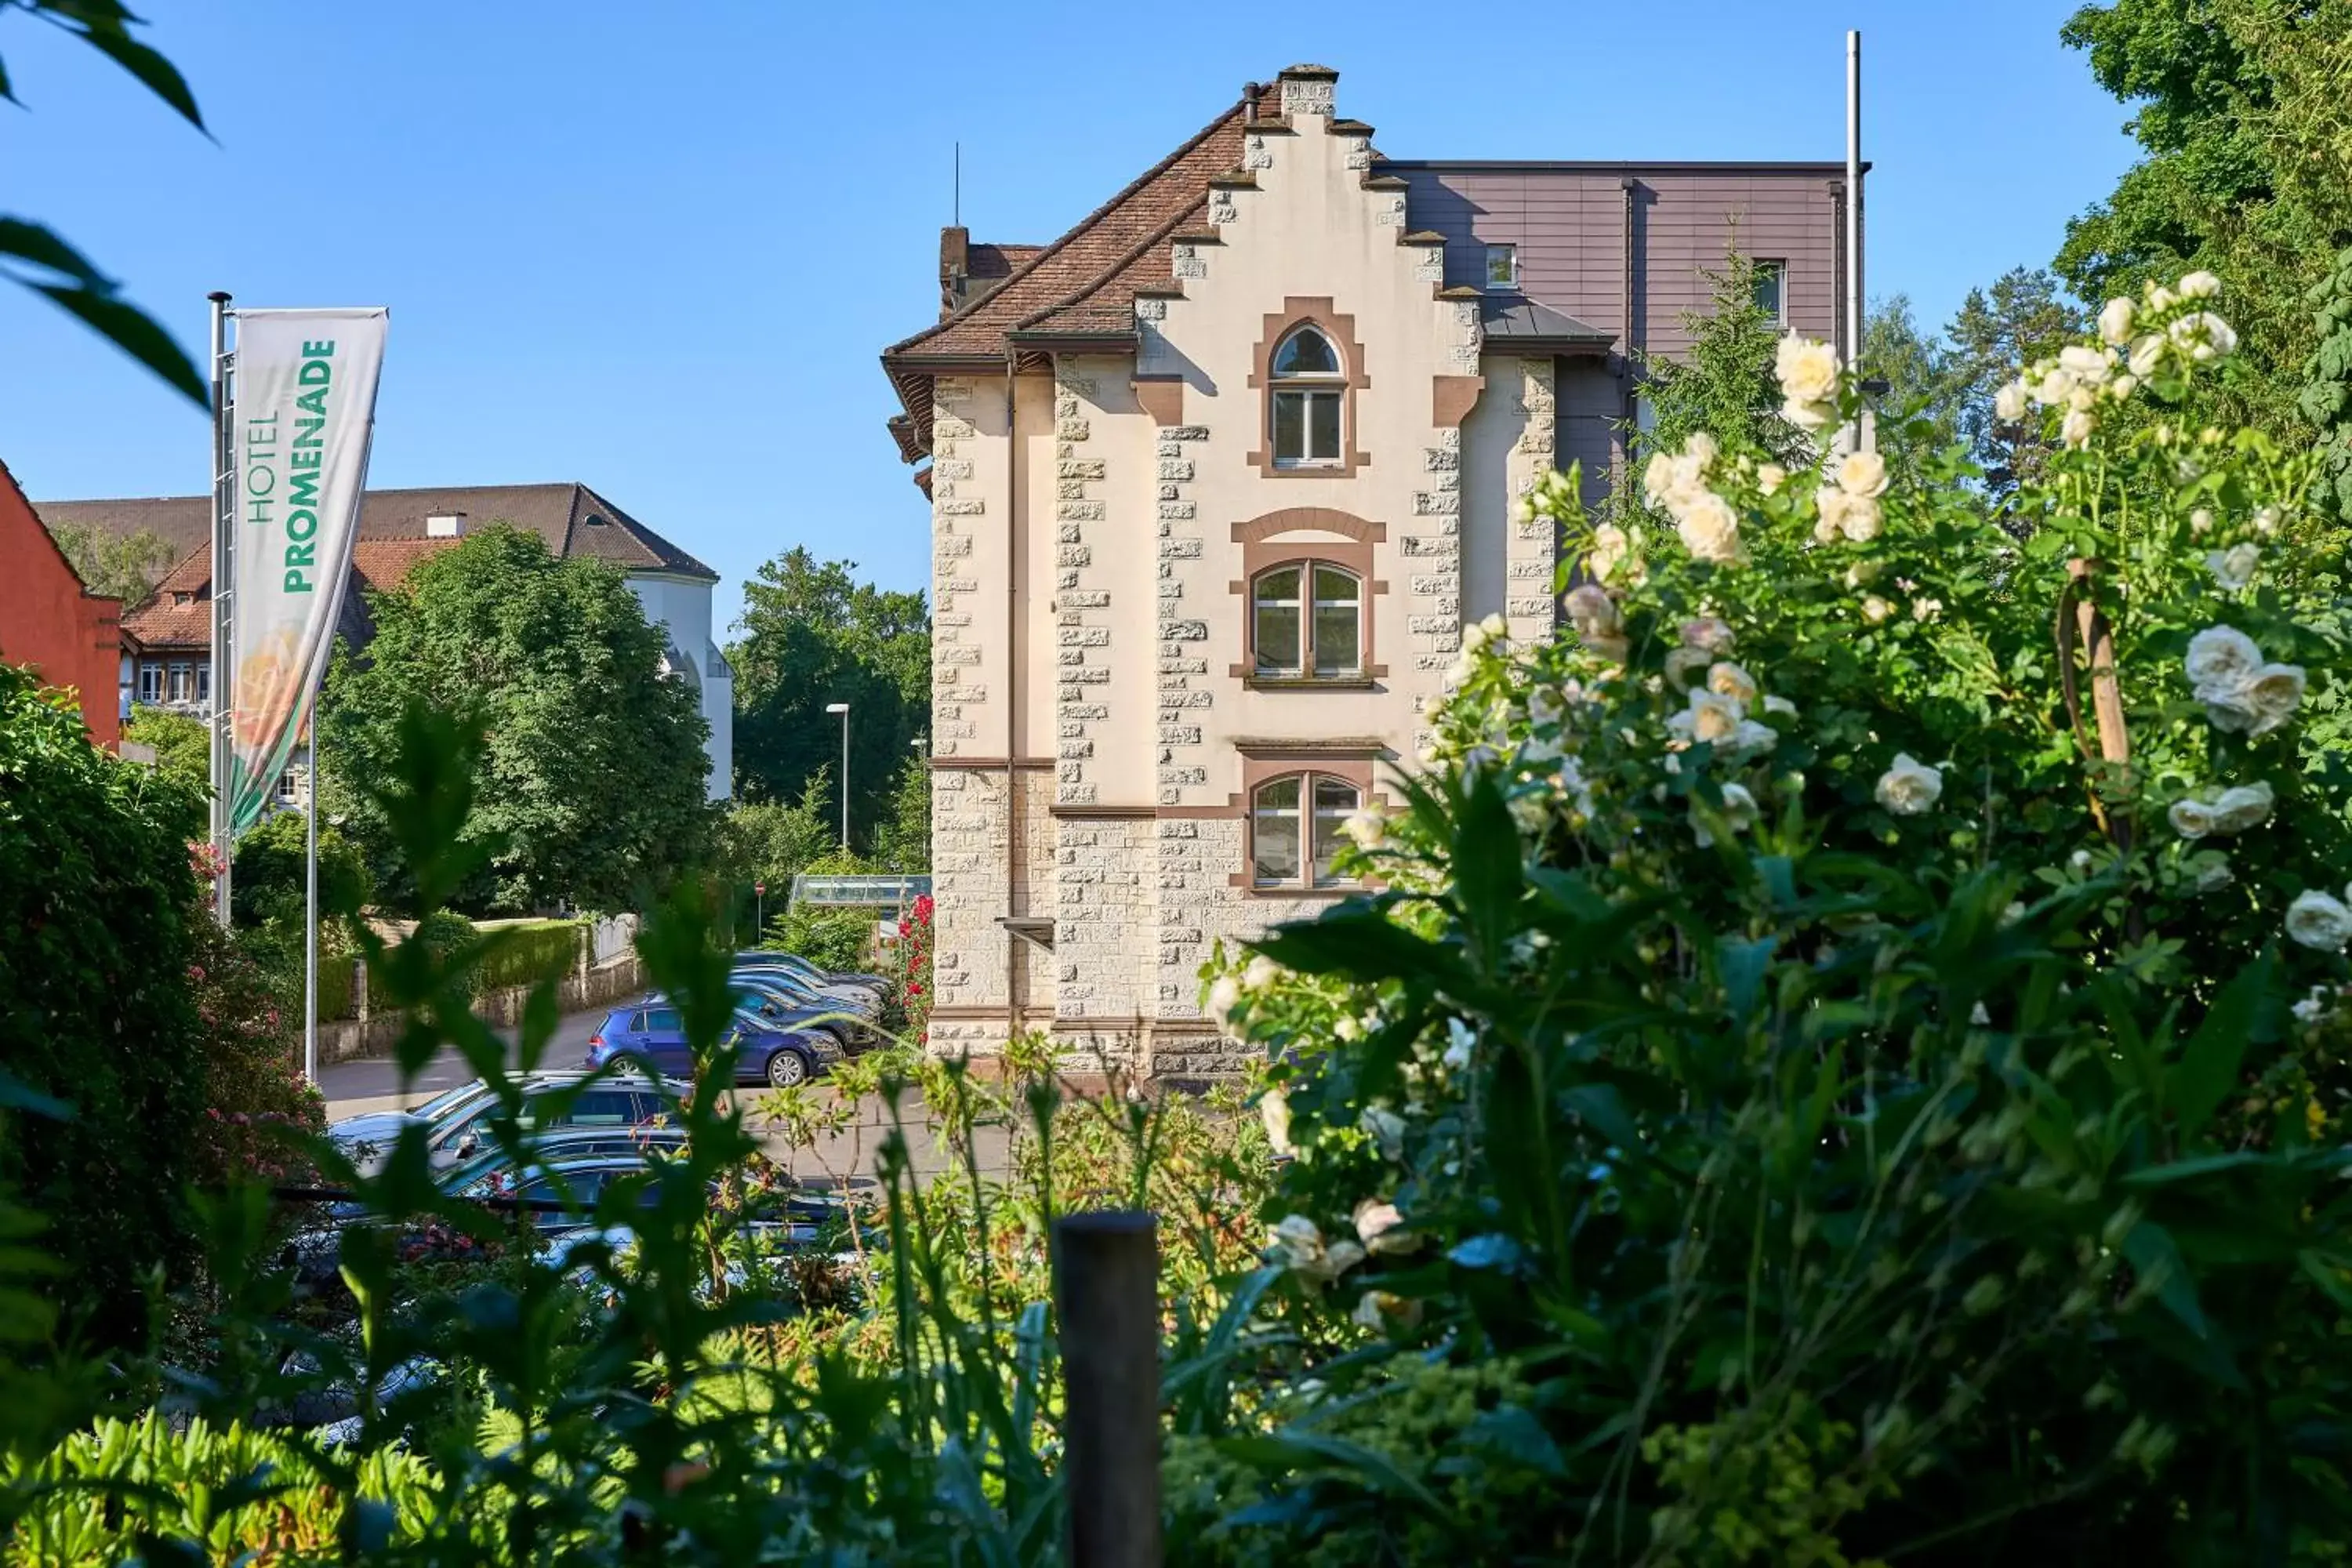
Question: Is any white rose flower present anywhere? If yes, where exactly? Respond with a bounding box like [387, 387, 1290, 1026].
[2071, 848, 2096, 873]
[1479, 612, 1508, 641]
[2194, 856, 2234, 893]
[2128, 334, 2167, 378]
[2098, 296, 2136, 345]
[1993, 379, 2030, 422]
[1585, 633, 1628, 664]
[1875, 753, 1944, 816]
[1675, 490, 1742, 564]
[2286, 889, 2352, 953]
[1690, 781, 1760, 848]
[1207, 975, 1242, 1023]
[2295, 987, 2331, 1025]
[1781, 397, 1835, 433]
[1243, 955, 1283, 991]
[1682, 431, 1720, 466]
[1526, 685, 1563, 728]
[2203, 689, 2263, 735]
[2033, 367, 2077, 407]
[2189, 507, 2215, 535]
[1666, 452, 1709, 506]
[1776, 332, 1842, 404]
[2245, 663, 2307, 735]
[2213, 781, 2274, 833]
[1726, 718, 1779, 757]
[1912, 597, 1944, 622]
[1836, 449, 1890, 499]
[1838, 492, 1883, 543]
[2179, 270, 2222, 299]
[2184, 626, 2264, 691]
[2205, 543, 2259, 591]
[1682, 616, 1737, 653]
[2171, 310, 2238, 361]
[2059, 343, 2114, 384]
[2148, 283, 2179, 311]
[2169, 798, 2217, 840]
[1260, 1091, 1293, 1156]
[1354, 1199, 1414, 1255]
[1460, 619, 1490, 655]
[1756, 462, 1788, 495]
[1845, 559, 1882, 586]
[1333, 1015, 1361, 1041]
[1861, 594, 1894, 625]
[2062, 408, 2097, 448]
[1642, 452, 1677, 506]
[2254, 504, 2282, 536]
[1588, 523, 1632, 580]
[1341, 807, 1387, 851]
[1706, 661, 1759, 704]
[1667, 687, 1746, 746]
[1563, 583, 1619, 635]
[2108, 372, 2140, 400]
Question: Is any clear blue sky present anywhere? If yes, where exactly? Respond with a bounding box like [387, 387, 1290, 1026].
[2, 1, 2138, 631]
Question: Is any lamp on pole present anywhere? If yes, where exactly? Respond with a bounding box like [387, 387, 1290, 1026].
[826, 702, 851, 849]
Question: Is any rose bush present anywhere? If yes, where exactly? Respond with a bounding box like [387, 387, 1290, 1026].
[1200, 274, 2352, 1559]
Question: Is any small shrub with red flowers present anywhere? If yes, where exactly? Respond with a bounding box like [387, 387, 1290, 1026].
[892, 892, 934, 1044]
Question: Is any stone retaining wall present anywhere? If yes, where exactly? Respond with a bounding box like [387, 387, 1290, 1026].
[318, 953, 646, 1067]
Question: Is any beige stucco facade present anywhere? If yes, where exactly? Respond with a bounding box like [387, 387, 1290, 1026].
[919, 73, 1562, 1076]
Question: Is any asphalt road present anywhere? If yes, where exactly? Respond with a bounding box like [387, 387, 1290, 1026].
[318, 1007, 1011, 1186]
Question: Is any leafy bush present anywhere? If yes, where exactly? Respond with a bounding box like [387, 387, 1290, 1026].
[187, 915, 325, 1191]
[470, 919, 582, 996]
[2, 1411, 441, 1560]
[0, 664, 208, 1350]
[1201, 276, 2352, 1559]
[230, 808, 374, 929]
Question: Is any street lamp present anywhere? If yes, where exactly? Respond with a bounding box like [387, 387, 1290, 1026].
[826, 702, 851, 848]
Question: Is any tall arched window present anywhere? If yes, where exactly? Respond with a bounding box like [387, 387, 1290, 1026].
[1251, 772, 1362, 889]
[1269, 325, 1343, 468]
[1251, 562, 1363, 678]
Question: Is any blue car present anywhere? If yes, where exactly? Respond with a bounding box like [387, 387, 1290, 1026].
[586, 1001, 832, 1088]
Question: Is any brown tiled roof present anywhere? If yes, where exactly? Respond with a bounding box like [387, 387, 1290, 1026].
[351, 539, 458, 592]
[967, 243, 1043, 281]
[35, 482, 716, 583]
[882, 93, 1255, 452]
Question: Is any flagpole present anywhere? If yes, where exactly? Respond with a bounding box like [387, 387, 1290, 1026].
[207, 291, 235, 927]
[304, 705, 320, 1085]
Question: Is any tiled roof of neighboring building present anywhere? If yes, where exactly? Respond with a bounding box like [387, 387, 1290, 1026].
[34, 481, 716, 583]
[967, 243, 1044, 280]
[351, 539, 459, 593]
[119, 549, 212, 650]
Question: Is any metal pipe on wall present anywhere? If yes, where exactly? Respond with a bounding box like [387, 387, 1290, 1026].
[1846, 31, 1864, 379]
[1003, 353, 1023, 1042]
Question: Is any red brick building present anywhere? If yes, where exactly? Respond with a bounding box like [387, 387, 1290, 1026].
[0, 458, 121, 749]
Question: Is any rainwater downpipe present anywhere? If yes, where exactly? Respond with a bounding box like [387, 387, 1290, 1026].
[1004, 351, 1023, 1043]
[1619, 175, 1637, 484]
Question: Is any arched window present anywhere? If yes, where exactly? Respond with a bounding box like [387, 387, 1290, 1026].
[1251, 562, 1363, 678]
[1251, 772, 1362, 889]
[1269, 325, 1343, 468]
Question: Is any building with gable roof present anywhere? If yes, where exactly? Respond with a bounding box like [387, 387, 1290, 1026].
[0, 457, 122, 749]
[880, 64, 1861, 1074]
[38, 482, 733, 804]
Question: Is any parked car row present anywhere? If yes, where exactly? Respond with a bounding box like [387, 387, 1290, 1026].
[582, 947, 895, 1088]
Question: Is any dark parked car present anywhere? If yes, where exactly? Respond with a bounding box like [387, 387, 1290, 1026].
[586, 1000, 833, 1087]
[738, 949, 891, 997]
[327, 1071, 686, 1176]
[731, 963, 883, 1018]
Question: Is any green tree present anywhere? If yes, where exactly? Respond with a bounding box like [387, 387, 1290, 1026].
[1633, 253, 1809, 474]
[729, 549, 929, 850]
[317, 525, 713, 914]
[45, 522, 176, 606]
[1944, 267, 2081, 499]
[2056, 0, 2352, 434]
[1858, 293, 1960, 458]
[230, 810, 372, 929]
[869, 752, 931, 874]
[716, 773, 838, 900]
[2301, 244, 2352, 524]
[0, 662, 207, 1350]
[121, 707, 209, 822]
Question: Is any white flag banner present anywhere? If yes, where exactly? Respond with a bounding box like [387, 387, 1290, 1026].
[227, 307, 387, 833]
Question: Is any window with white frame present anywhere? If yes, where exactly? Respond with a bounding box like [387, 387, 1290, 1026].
[1269, 325, 1343, 468]
[1751, 260, 1787, 323]
[195, 664, 210, 706]
[277, 767, 299, 803]
[136, 662, 162, 704]
[1484, 243, 1519, 292]
[166, 662, 192, 703]
[1251, 772, 1363, 890]
[1251, 562, 1363, 678]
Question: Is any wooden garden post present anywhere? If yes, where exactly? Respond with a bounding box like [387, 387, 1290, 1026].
[1054, 1210, 1163, 1568]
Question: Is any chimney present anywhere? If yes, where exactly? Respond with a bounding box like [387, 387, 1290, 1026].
[940, 225, 970, 319]
[426, 511, 466, 539]
[1243, 81, 1261, 125]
